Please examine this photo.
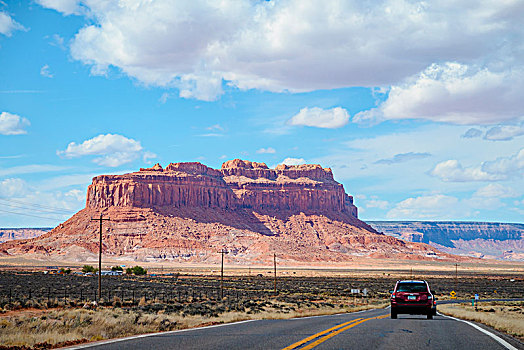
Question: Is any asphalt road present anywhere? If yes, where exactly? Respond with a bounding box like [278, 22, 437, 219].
[70, 306, 523, 350]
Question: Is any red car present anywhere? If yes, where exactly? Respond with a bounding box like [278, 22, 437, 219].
[390, 280, 436, 319]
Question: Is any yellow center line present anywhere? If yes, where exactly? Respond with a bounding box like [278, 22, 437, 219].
[282, 315, 388, 350]
[281, 318, 364, 350]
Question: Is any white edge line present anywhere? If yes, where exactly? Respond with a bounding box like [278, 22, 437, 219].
[63, 319, 256, 349]
[438, 313, 518, 350]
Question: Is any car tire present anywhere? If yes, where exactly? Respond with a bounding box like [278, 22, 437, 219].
[427, 313, 433, 319]
[391, 311, 397, 319]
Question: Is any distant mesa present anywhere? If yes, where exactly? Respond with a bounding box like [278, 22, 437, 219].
[1, 159, 457, 263]
[368, 221, 524, 261]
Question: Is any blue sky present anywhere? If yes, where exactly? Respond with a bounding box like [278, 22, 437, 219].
[0, 0, 523, 227]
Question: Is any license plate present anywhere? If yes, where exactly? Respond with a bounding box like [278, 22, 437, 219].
[408, 296, 416, 300]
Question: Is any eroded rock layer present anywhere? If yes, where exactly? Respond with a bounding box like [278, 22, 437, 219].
[0, 160, 460, 263]
[87, 160, 358, 217]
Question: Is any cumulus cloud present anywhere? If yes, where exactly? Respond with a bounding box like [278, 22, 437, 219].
[280, 157, 306, 166]
[484, 125, 524, 141]
[429, 159, 500, 182]
[354, 63, 524, 125]
[375, 152, 431, 165]
[462, 128, 482, 138]
[58, 134, 147, 167]
[387, 194, 465, 220]
[34, 0, 523, 114]
[0, 112, 30, 135]
[256, 147, 276, 154]
[36, 0, 83, 16]
[0, 178, 30, 197]
[0, 11, 26, 37]
[288, 107, 350, 129]
[430, 148, 524, 182]
[0, 178, 86, 226]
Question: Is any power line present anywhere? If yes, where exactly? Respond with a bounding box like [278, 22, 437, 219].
[0, 202, 74, 215]
[0, 197, 74, 213]
[0, 208, 66, 221]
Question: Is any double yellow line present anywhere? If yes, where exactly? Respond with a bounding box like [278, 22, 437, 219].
[282, 315, 388, 350]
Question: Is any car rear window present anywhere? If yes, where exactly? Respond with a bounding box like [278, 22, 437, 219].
[396, 282, 428, 292]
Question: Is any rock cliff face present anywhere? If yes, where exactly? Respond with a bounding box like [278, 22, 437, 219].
[87, 160, 358, 217]
[1, 160, 459, 263]
[368, 221, 524, 261]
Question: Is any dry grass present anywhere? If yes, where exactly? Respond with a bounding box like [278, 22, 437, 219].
[0, 301, 387, 348]
[439, 301, 524, 340]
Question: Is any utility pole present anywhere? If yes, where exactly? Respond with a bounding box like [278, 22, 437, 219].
[273, 253, 277, 294]
[92, 213, 110, 302]
[219, 249, 227, 299]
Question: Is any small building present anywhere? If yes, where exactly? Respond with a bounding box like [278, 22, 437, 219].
[100, 270, 123, 276]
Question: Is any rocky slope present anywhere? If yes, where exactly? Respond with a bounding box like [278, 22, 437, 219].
[0, 160, 453, 263]
[368, 221, 524, 261]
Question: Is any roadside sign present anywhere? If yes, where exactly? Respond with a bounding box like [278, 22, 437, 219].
[450, 290, 456, 299]
[363, 288, 368, 296]
[351, 289, 360, 294]
[474, 293, 479, 300]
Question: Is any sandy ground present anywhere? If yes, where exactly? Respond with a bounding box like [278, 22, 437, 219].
[1, 256, 523, 277]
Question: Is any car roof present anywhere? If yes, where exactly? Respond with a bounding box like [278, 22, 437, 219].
[397, 280, 426, 283]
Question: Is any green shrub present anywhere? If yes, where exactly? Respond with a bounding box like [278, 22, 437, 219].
[131, 266, 147, 275]
[82, 265, 96, 273]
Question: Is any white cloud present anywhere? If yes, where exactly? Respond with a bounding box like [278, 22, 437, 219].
[288, 107, 350, 129]
[64, 189, 84, 202]
[473, 184, 519, 199]
[387, 194, 465, 220]
[482, 148, 524, 178]
[206, 124, 224, 131]
[374, 152, 431, 165]
[0, 178, 30, 197]
[0, 11, 25, 37]
[429, 159, 502, 182]
[430, 148, 524, 182]
[355, 63, 524, 125]
[256, 147, 276, 154]
[36, 0, 83, 16]
[280, 157, 306, 166]
[40, 64, 53, 78]
[0, 179, 85, 226]
[142, 151, 157, 163]
[0, 112, 30, 135]
[484, 125, 524, 141]
[36, 0, 522, 113]
[197, 133, 224, 137]
[365, 199, 389, 210]
[462, 128, 482, 138]
[58, 134, 146, 167]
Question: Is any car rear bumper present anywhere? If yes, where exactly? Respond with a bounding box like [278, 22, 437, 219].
[391, 303, 433, 315]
